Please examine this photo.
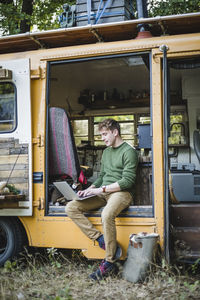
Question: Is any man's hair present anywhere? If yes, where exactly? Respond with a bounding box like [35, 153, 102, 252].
[98, 118, 121, 136]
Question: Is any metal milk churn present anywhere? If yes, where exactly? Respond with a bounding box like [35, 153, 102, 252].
[123, 232, 159, 283]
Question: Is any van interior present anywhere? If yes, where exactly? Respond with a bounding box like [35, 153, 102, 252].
[47, 53, 152, 215]
[46, 53, 200, 260]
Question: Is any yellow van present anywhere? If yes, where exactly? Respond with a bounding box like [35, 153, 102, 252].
[0, 12, 200, 266]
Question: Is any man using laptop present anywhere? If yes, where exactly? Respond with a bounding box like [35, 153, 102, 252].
[65, 118, 138, 280]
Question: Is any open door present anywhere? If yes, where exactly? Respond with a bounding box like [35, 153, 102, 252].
[0, 59, 32, 216]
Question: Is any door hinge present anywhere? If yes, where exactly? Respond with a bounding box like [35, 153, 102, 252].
[30, 66, 46, 79]
[32, 135, 44, 147]
[33, 197, 44, 210]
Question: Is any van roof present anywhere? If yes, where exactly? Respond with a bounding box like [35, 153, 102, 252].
[0, 12, 200, 54]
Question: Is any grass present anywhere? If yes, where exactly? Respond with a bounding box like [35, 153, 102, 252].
[0, 248, 200, 300]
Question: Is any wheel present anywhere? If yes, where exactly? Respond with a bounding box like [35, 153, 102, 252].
[0, 217, 26, 267]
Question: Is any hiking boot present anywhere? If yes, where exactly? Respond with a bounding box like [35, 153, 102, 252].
[89, 259, 115, 281]
[96, 235, 122, 260]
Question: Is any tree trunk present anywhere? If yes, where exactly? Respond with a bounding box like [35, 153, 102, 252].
[20, 0, 33, 33]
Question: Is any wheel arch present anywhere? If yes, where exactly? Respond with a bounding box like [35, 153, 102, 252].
[18, 217, 31, 246]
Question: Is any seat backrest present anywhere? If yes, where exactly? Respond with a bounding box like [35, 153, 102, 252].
[49, 107, 80, 181]
[193, 130, 200, 164]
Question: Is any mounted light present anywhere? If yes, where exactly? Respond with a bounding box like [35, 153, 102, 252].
[135, 0, 152, 39]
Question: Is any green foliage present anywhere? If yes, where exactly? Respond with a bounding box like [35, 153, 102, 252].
[3, 260, 17, 272]
[47, 247, 62, 268]
[6, 184, 20, 195]
[51, 287, 73, 300]
[32, 0, 74, 32]
[190, 258, 200, 274]
[148, 0, 200, 17]
[0, 0, 74, 35]
[0, 1, 25, 35]
[0, 82, 14, 94]
[94, 115, 134, 122]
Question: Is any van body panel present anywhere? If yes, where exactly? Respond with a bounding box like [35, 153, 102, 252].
[20, 213, 156, 259]
[0, 59, 32, 216]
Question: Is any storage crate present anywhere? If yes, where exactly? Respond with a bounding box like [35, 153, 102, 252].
[76, 0, 134, 26]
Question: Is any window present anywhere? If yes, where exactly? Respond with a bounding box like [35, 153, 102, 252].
[72, 119, 88, 146]
[0, 83, 16, 132]
[94, 115, 135, 146]
[138, 114, 151, 124]
[72, 115, 138, 146]
[169, 111, 188, 146]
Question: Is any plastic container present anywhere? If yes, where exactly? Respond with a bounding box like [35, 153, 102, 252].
[123, 232, 159, 283]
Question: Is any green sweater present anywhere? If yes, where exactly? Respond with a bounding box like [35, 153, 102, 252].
[93, 142, 138, 196]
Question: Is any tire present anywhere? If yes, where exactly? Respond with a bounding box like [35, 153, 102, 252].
[0, 217, 26, 267]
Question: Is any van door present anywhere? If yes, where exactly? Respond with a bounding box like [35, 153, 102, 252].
[0, 59, 32, 216]
[167, 54, 200, 262]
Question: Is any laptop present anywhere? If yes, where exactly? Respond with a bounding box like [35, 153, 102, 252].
[53, 181, 95, 201]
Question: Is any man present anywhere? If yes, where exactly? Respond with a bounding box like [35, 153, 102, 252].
[65, 118, 138, 280]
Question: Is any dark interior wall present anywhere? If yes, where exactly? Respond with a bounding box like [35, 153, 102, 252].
[49, 58, 150, 112]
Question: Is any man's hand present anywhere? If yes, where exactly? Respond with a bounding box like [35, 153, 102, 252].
[77, 182, 121, 197]
[77, 187, 102, 197]
[77, 184, 102, 197]
[77, 185, 102, 197]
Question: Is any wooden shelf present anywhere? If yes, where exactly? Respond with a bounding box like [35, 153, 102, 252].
[169, 144, 189, 148]
[0, 194, 25, 201]
[0, 194, 27, 209]
[80, 95, 185, 110]
[80, 97, 150, 109]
